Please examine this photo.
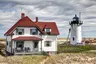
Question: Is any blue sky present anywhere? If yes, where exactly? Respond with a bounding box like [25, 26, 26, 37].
[0, 0, 96, 38]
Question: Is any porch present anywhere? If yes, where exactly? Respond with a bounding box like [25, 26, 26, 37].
[12, 40, 41, 54]
[11, 36, 42, 54]
[14, 45, 39, 54]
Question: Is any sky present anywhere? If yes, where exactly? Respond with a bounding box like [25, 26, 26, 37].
[0, 0, 96, 38]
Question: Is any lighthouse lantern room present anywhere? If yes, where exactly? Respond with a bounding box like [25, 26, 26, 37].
[69, 15, 83, 45]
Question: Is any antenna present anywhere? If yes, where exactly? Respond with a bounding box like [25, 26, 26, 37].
[21, 8, 22, 12]
[21, 8, 23, 13]
[79, 12, 81, 21]
[20, 8, 25, 13]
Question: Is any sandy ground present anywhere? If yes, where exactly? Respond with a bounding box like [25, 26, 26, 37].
[0, 55, 23, 64]
[0, 55, 47, 64]
[45, 53, 96, 64]
[0, 50, 96, 64]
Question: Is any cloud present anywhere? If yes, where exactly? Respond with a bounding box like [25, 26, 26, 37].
[0, 0, 96, 38]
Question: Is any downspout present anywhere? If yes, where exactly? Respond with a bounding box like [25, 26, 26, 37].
[41, 35, 42, 54]
[11, 35, 13, 54]
[5, 36, 7, 52]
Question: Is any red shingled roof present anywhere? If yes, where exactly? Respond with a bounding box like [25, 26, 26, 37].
[4, 16, 59, 36]
[4, 16, 43, 36]
[12, 36, 42, 41]
[35, 22, 59, 35]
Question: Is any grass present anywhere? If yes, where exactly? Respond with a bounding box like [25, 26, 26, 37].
[23, 55, 47, 64]
[0, 43, 47, 64]
[57, 45, 96, 53]
[0, 55, 47, 64]
[1, 42, 96, 64]
[45, 53, 96, 64]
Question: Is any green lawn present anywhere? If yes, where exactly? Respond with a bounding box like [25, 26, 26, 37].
[57, 45, 96, 53]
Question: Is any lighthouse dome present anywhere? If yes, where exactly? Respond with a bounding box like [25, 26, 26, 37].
[69, 14, 83, 25]
[73, 15, 79, 21]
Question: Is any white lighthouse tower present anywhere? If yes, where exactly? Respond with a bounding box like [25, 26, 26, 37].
[69, 15, 83, 45]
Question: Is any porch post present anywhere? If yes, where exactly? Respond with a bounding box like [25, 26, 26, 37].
[13, 41, 15, 54]
[41, 35, 43, 54]
[11, 35, 12, 54]
[11, 40, 12, 54]
[5, 36, 7, 52]
[41, 40, 42, 52]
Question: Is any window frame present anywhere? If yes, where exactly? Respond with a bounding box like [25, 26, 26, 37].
[16, 41, 24, 48]
[45, 28, 51, 33]
[45, 41, 52, 47]
[30, 28, 38, 35]
[16, 29, 24, 35]
[73, 37, 75, 41]
[6, 41, 8, 45]
[45, 28, 51, 35]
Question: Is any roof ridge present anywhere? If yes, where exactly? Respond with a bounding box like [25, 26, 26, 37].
[4, 16, 45, 36]
[37, 21, 55, 23]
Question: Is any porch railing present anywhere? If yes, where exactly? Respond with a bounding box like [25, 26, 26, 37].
[15, 47, 30, 52]
[15, 47, 38, 53]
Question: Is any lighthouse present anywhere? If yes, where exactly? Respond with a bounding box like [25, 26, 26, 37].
[69, 15, 83, 45]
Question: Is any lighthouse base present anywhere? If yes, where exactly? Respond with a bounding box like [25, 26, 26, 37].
[70, 42, 85, 45]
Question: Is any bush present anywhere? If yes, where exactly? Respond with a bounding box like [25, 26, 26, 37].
[42, 51, 49, 56]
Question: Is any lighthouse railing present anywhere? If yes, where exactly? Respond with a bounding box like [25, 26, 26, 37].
[69, 21, 83, 25]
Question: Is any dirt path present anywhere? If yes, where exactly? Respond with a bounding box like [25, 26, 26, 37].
[40, 57, 49, 64]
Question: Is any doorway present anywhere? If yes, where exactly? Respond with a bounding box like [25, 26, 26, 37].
[33, 41, 38, 51]
[16, 41, 24, 51]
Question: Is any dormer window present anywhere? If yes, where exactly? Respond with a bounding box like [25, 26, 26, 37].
[45, 28, 51, 32]
[45, 28, 51, 35]
[16, 29, 24, 35]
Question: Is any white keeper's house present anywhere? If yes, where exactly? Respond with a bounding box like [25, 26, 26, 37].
[4, 13, 59, 55]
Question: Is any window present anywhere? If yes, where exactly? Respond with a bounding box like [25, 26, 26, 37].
[45, 28, 51, 32]
[73, 18, 76, 21]
[73, 37, 75, 41]
[6, 41, 11, 47]
[6, 41, 8, 45]
[16, 41, 24, 48]
[45, 41, 51, 47]
[30, 29, 38, 35]
[34, 41, 38, 48]
[16, 29, 24, 35]
[45, 28, 51, 35]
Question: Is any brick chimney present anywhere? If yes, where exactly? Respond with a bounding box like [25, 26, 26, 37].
[21, 13, 25, 19]
[36, 17, 38, 22]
